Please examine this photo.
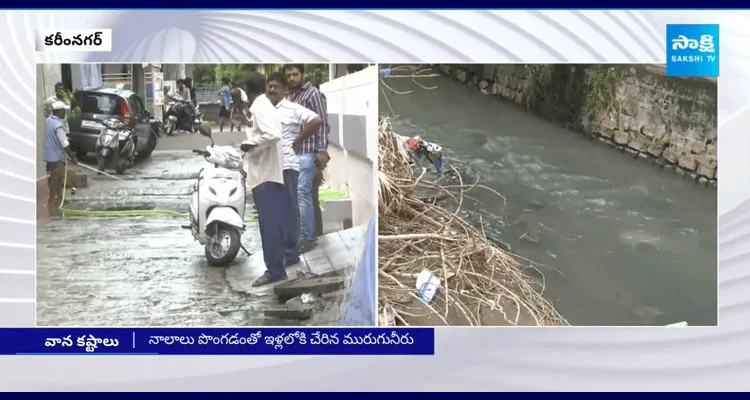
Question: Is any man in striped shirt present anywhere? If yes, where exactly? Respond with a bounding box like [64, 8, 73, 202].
[265, 71, 323, 267]
[284, 64, 330, 252]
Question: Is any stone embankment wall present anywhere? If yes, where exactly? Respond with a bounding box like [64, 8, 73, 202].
[434, 64, 718, 187]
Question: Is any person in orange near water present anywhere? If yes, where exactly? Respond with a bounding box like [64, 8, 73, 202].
[407, 136, 444, 177]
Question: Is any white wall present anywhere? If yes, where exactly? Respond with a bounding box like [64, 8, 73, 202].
[101, 64, 129, 75]
[71, 64, 102, 90]
[320, 65, 378, 227]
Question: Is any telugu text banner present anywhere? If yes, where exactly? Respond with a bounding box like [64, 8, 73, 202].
[1, 328, 434, 356]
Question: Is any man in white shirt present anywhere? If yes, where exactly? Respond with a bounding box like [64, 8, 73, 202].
[239, 73, 287, 287]
[229, 82, 248, 132]
[264, 71, 323, 268]
[174, 79, 191, 102]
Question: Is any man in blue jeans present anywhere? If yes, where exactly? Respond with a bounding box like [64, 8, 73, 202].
[218, 77, 231, 132]
[284, 64, 330, 253]
[264, 71, 323, 267]
[238, 72, 287, 287]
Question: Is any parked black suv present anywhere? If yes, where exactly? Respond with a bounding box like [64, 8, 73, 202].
[67, 87, 159, 160]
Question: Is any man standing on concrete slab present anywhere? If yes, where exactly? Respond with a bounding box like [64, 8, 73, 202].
[265, 71, 323, 268]
[44, 101, 78, 217]
[284, 64, 330, 253]
[239, 72, 287, 287]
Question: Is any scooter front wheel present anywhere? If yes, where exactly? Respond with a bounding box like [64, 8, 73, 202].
[96, 155, 107, 173]
[204, 227, 241, 267]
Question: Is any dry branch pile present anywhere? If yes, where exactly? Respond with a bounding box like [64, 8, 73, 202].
[377, 116, 568, 327]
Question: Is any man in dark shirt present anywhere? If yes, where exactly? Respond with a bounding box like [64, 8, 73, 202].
[229, 82, 246, 132]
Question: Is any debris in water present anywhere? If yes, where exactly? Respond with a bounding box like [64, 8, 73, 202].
[301, 293, 316, 304]
[519, 232, 539, 243]
[528, 200, 545, 210]
[377, 115, 567, 327]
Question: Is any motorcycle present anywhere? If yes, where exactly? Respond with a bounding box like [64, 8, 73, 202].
[182, 126, 250, 266]
[164, 93, 203, 135]
[95, 117, 136, 175]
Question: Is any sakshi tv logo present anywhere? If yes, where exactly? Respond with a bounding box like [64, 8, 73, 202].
[666, 24, 719, 77]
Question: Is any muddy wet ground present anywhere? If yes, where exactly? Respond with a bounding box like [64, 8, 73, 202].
[36, 130, 356, 326]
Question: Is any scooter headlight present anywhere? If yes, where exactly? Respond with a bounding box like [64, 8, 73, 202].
[105, 133, 119, 146]
[230, 188, 237, 196]
[209, 187, 216, 195]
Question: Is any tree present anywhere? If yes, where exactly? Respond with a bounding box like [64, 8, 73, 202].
[192, 64, 332, 86]
[193, 64, 217, 85]
[304, 64, 329, 86]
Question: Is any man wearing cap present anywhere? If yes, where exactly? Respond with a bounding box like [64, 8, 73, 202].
[44, 101, 78, 217]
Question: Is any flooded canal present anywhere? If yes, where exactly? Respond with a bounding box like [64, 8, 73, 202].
[381, 76, 717, 326]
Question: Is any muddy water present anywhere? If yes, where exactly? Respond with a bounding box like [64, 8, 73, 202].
[381, 76, 717, 326]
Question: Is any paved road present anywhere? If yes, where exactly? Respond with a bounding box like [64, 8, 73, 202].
[36, 130, 277, 327]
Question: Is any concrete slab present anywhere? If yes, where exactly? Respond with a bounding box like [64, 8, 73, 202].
[273, 277, 346, 302]
[225, 225, 368, 325]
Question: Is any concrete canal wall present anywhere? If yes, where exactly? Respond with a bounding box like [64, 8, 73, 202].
[320, 65, 378, 227]
[434, 64, 718, 187]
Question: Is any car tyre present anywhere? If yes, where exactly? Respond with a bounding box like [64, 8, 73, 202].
[135, 130, 158, 162]
[73, 144, 88, 160]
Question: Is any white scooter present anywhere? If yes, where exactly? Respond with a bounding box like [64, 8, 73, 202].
[182, 127, 250, 266]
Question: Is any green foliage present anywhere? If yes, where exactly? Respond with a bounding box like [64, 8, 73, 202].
[583, 66, 618, 119]
[510, 64, 554, 109]
[214, 64, 263, 84]
[193, 64, 217, 84]
[527, 64, 554, 87]
[192, 64, 331, 86]
[56, 88, 81, 116]
[647, 132, 670, 148]
[305, 65, 328, 86]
